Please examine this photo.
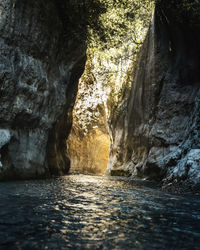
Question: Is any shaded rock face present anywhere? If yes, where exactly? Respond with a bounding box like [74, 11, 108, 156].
[108, 2, 200, 186]
[0, 0, 86, 180]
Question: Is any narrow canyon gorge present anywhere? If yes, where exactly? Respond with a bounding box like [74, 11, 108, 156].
[1, 1, 200, 249]
[0, 0, 200, 191]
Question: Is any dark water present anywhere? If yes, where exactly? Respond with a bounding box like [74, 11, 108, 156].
[0, 174, 200, 250]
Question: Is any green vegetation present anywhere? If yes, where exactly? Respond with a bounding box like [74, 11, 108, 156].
[84, 0, 155, 120]
[68, 0, 155, 121]
[67, 0, 200, 122]
[64, 0, 155, 45]
[87, 0, 155, 49]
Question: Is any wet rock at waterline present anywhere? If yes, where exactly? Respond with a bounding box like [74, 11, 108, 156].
[0, 0, 86, 180]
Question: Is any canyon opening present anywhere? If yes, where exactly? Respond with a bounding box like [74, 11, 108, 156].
[0, 0, 200, 249]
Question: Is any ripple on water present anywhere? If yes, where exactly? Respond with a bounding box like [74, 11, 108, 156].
[0, 174, 200, 249]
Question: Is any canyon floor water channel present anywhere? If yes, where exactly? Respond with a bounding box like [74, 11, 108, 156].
[0, 174, 200, 250]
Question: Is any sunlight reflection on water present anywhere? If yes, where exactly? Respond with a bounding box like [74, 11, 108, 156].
[0, 174, 200, 249]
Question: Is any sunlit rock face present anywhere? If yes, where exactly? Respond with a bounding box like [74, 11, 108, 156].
[68, 129, 110, 175]
[66, 49, 133, 175]
[108, 0, 200, 187]
[66, 50, 134, 175]
[0, 0, 86, 180]
[66, 1, 153, 175]
[67, 62, 110, 174]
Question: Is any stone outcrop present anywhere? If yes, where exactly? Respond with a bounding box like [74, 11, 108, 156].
[67, 61, 110, 174]
[0, 0, 86, 180]
[66, 0, 153, 175]
[107, 1, 200, 187]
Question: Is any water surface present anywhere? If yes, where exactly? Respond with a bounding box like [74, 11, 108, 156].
[0, 174, 200, 249]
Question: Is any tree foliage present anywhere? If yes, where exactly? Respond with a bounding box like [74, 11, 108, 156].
[87, 0, 155, 50]
[76, 0, 155, 120]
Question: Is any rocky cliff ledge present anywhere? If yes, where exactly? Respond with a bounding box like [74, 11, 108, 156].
[0, 0, 86, 180]
[108, 0, 200, 189]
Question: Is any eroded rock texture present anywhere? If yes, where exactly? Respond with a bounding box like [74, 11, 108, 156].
[66, 1, 153, 176]
[108, 1, 200, 187]
[0, 0, 86, 180]
[67, 61, 110, 174]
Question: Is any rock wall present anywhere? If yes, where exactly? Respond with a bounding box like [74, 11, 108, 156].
[66, 1, 153, 175]
[0, 0, 86, 180]
[67, 60, 110, 174]
[1, 0, 199, 188]
[107, 1, 200, 187]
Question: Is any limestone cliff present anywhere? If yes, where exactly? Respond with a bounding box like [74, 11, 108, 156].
[108, 1, 200, 188]
[66, 1, 153, 175]
[1, 0, 199, 189]
[0, 0, 86, 180]
[67, 60, 110, 174]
